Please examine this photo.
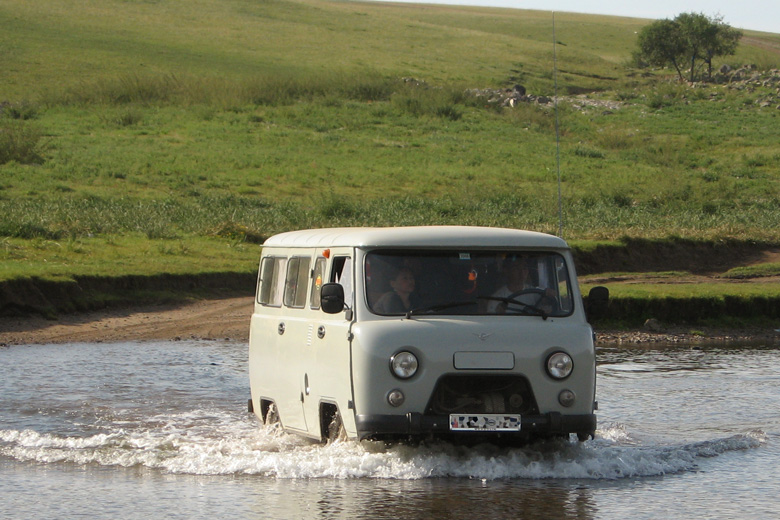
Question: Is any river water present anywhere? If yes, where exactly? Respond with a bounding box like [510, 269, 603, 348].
[1, 339, 778, 519]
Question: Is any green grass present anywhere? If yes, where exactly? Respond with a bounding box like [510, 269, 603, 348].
[0, 235, 258, 282]
[582, 280, 780, 326]
[2, 91, 777, 242]
[1, 192, 778, 244]
[1, 0, 779, 297]
[0, 0, 651, 101]
[720, 263, 780, 279]
[583, 281, 780, 299]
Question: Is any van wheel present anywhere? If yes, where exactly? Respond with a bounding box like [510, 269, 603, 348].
[326, 410, 347, 444]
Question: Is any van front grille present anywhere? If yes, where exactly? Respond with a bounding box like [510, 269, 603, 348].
[425, 375, 539, 416]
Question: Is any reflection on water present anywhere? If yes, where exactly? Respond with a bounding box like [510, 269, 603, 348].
[277, 478, 599, 520]
[1, 340, 779, 520]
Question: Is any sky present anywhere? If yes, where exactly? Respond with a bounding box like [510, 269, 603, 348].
[379, 0, 778, 33]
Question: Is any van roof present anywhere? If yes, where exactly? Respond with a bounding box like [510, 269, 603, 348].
[262, 226, 568, 249]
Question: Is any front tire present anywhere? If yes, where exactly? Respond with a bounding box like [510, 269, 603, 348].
[577, 431, 594, 442]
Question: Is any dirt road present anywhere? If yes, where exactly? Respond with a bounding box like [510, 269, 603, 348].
[0, 297, 254, 345]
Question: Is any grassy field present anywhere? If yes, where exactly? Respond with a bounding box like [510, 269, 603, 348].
[1, 0, 779, 323]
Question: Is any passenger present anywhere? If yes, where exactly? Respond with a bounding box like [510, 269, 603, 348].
[373, 267, 419, 314]
[487, 258, 554, 314]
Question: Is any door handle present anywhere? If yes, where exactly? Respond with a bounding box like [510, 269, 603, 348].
[317, 325, 326, 339]
[277, 322, 285, 335]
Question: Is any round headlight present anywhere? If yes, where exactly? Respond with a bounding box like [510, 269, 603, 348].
[546, 351, 573, 379]
[390, 351, 418, 379]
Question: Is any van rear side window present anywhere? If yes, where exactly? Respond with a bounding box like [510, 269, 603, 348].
[284, 257, 311, 308]
[257, 257, 287, 306]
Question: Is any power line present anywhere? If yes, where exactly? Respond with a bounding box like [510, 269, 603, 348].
[552, 11, 563, 238]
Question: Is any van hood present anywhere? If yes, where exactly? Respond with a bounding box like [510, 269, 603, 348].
[352, 316, 593, 352]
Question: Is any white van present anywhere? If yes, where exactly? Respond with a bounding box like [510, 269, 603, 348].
[248, 226, 607, 443]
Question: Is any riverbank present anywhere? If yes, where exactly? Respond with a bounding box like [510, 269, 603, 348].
[0, 297, 252, 346]
[1, 296, 777, 346]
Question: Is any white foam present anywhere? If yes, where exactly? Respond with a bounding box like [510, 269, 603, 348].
[0, 413, 767, 480]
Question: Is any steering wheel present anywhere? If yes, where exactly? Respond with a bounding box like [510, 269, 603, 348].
[506, 288, 546, 302]
[505, 288, 557, 315]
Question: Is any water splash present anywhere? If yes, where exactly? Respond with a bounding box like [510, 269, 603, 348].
[0, 414, 766, 480]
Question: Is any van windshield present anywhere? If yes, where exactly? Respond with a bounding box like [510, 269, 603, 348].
[365, 250, 574, 317]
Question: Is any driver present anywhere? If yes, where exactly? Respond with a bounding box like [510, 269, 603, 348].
[487, 257, 554, 314]
[373, 266, 419, 314]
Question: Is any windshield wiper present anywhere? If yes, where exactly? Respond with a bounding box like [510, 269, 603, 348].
[405, 298, 550, 320]
[405, 301, 476, 318]
[477, 296, 549, 320]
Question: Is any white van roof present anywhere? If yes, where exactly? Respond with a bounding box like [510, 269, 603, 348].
[262, 226, 568, 249]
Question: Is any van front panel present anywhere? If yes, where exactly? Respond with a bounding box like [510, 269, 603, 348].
[349, 246, 595, 441]
[349, 317, 595, 440]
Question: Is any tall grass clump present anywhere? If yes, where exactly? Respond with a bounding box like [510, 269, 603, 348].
[48, 70, 400, 108]
[99, 107, 144, 127]
[644, 82, 710, 109]
[502, 101, 557, 133]
[0, 120, 45, 165]
[1, 101, 38, 120]
[53, 73, 186, 106]
[0, 221, 61, 240]
[241, 70, 398, 106]
[333, 71, 398, 102]
[390, 83, 465, 120]
[2, 193, 779, 242]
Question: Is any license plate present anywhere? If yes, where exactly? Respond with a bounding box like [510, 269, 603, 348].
[449, 414, 522, 432]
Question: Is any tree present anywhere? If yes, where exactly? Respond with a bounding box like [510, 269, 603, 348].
[701, 16, 742, 78]
[636, 13, 742, 82]
[637, 19, 687, 81]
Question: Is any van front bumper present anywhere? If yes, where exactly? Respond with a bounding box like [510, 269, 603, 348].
[355, 412, 596, 441]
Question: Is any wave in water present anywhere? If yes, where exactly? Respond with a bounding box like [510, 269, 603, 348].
[0, 411, 767, 480]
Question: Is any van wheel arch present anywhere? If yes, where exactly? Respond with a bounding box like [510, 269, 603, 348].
[260, 399, 280, 426]
[320, 402, 347, 443]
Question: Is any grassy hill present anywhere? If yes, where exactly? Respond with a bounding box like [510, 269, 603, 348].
[1, 0, 779, 324]
[0, 1, 658, 98]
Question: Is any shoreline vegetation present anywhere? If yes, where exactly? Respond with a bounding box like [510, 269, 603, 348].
[1, 0, 778, 341]
[0, 295, 777, 347]
[3, 237, 778, 325]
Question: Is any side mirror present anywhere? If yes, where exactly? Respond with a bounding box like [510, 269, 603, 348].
[320, 283, 346, 314]
[586, 286, 609, 321]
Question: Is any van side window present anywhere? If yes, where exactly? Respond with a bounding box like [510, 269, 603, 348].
[258, 257, 287, 306]
[554, 256, 572, 310]
[309, 257, 327, 309]
[284, 257, 311, 308]
[331, 256, 353, 308]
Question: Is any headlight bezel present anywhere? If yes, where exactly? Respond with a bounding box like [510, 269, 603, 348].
[546, 351, 574, 380]
[389, 350, 419, 379]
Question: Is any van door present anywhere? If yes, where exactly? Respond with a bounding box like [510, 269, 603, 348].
[277, 254, 312, 433]
[249, 255, 290, 423]
[302, 251, 355, 438]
